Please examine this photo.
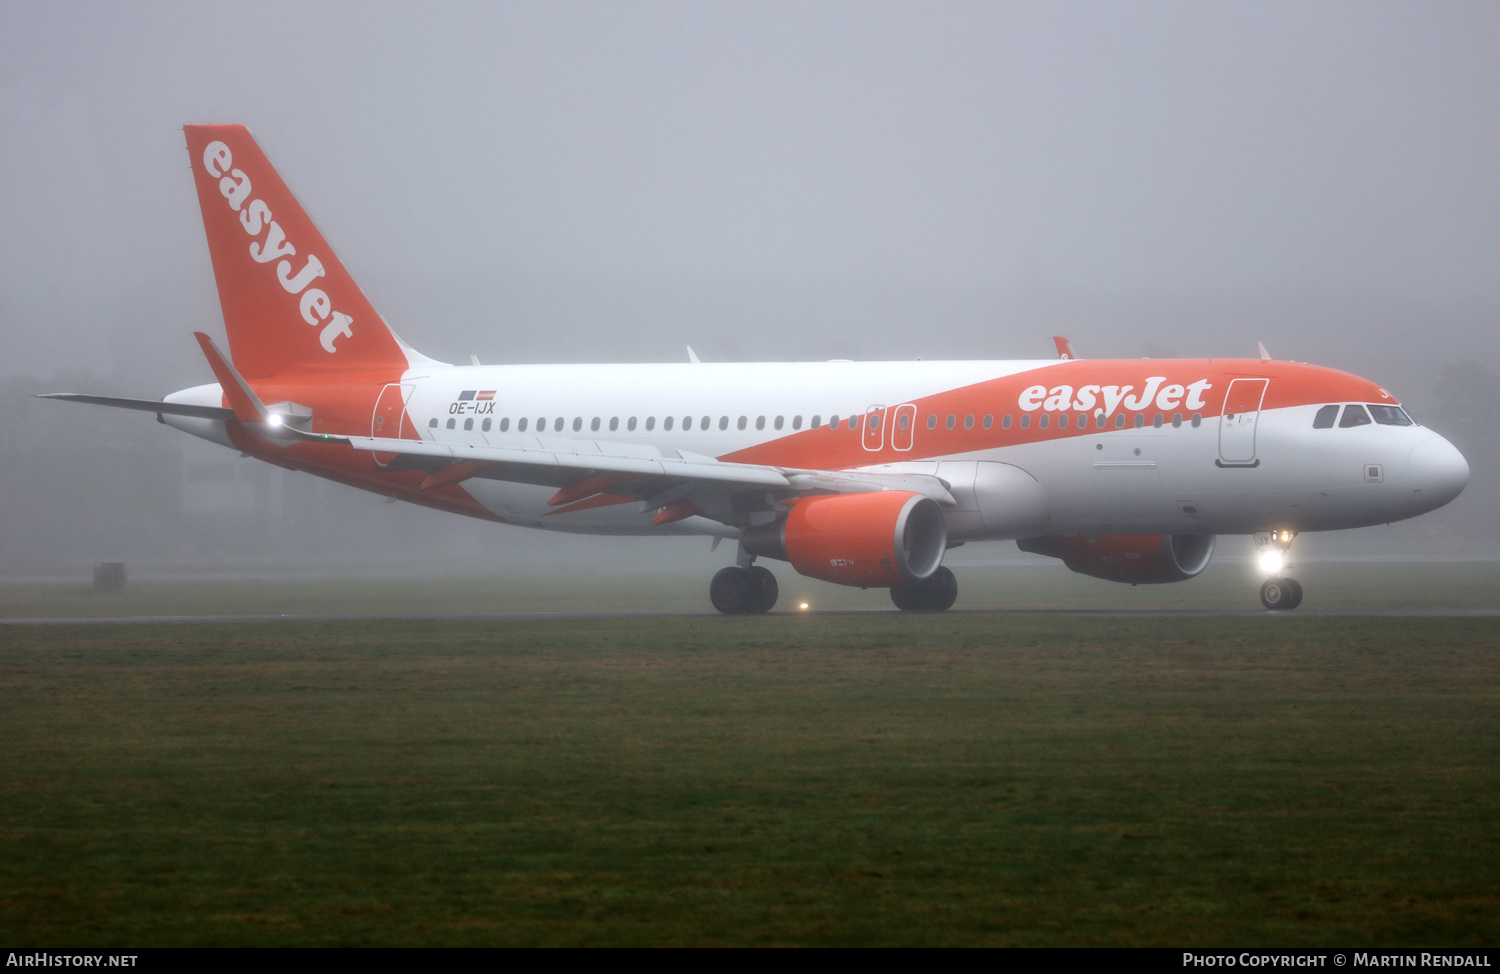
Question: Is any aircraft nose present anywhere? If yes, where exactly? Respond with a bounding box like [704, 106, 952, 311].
[1409, 434, 1469, 509]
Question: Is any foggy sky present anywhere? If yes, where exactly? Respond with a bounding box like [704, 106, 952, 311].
[2, 2, 1497, 574]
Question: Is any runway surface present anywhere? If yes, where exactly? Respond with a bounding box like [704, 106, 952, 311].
[6, 607, 1500, 625]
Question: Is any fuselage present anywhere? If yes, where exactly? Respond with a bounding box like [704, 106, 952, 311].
[164, 355, 1469, 542]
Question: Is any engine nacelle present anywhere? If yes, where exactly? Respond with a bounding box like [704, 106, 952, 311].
[1017, 533, 1216, 584]
[742, 491, 947, 587]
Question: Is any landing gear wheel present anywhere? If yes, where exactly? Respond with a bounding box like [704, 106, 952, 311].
[1260, 577, 1294, 610]
[1283, 578, 1303, 610]
[924, 566, 958, 611]
[890, 566, 958, 612]
[710, 567, 755, 614]
[746, 566, 779, 614]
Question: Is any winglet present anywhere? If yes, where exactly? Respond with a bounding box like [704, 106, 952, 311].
[194, 331, 269, 424]
[1053, 336, 1077, 360]
[686, 345, 701, 364]
[1257, 341, 1271, 361]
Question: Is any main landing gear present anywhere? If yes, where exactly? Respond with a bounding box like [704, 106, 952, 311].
[890, 566, 958, 612]
[1256, 529, 1303, 610]
[709, 565, 779, 614]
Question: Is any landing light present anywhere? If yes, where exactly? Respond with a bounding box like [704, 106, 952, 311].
[267, 414, 283, 427]
[800, 602, 810, 611]
[1258, 550, 1285, 575]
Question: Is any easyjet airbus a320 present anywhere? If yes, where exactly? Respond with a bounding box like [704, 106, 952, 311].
[45, 126, 1470, 612]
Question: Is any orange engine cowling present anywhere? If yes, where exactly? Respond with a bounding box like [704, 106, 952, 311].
[1017, 534, 1215, 584]
[741, 491, 947, 587]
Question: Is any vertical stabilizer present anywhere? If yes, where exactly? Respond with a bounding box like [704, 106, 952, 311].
[183, 125, 412, 378]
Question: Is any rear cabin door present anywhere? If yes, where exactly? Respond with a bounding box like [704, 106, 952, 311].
[371, 383, 415, 467]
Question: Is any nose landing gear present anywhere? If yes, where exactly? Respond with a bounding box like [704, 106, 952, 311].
[1255, 529, 1303, 610]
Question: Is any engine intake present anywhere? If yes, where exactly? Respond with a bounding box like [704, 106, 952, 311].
[743, 491, 947, 587]
[1017, 533, 1216, 584]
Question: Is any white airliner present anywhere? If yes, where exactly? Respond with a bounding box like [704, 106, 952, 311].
[45, 125, 1470, 613]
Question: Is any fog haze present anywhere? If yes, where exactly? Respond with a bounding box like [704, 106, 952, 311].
[2, 2, 1497, 577]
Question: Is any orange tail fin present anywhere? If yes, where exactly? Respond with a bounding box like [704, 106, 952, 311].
[183, 125, 415, 379]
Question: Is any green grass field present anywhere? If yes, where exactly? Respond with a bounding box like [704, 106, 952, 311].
[5, 557, 1500, 618]
[2, 612, 1496, 945]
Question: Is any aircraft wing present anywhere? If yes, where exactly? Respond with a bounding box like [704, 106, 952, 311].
[304, 430, 958, 521]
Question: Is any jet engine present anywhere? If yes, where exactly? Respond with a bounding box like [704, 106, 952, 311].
[1017, 533, 1216, 584]
[742, 490, 947, 587]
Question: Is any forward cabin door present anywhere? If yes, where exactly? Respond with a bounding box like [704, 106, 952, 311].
[1218, 378, 1268, 467]
[371, 383, 415, 467]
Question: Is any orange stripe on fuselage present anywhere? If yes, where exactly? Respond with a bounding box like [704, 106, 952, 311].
[720, 359, 1391, 469]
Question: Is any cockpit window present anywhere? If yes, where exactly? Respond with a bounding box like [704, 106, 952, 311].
[1312, 405, 1339, 429]
[1339, 404, 1372, 428]
[1368, 404, 1413, 426]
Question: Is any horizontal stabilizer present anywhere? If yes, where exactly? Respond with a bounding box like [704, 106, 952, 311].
[37, 393, 234, 422]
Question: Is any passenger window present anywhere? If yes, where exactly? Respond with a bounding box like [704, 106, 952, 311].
[1191, 413, 1202, 428]
[898, 413, 910, 431]
[964, 414, 975, 430]
[793, 415, 803, 430]
[1020, 414, 1030, 429]
[927, 414, 937, 430]
[755, 416, 765, 430]
[464, 418, 473, 431]
[684, 416, 693, 430]
[811, 415, 821, 429]
[573, 417, 583, 432]
[446, 418, 456, 429]
[428, 418, 438, 428]
[983, 414, 993, 429]
[1152, 414, 1163, 429]
[609, 417, 618, 432]
[1057, 414, 1069, 429]
[1134, 414, 1145, 429]
[1172, 413, 1182, 428]
[482, 418, 492, 432]
[945, 414, 956, 430]
[664, 416, 674, 431]
[737, 416, 747, 431]
[499, 418, 509, 432]
[1096, 414, 1106, 429]
[830, 415, 840, 430]
[1002, 414, 1012, 429]
[1369, 404, 1413, 426]
[1313, 404, 1339, 429]
[868, 413, 880, 431]
[1038, 414, 1049, 429]
[774, 416, 784, 430]
[703, 416, 712, 431]
[518, 417, 528, 432]
[848, 416, 859, 431]
[1114, 414, 1125, 429]
[1340, 405, 1372, 428]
